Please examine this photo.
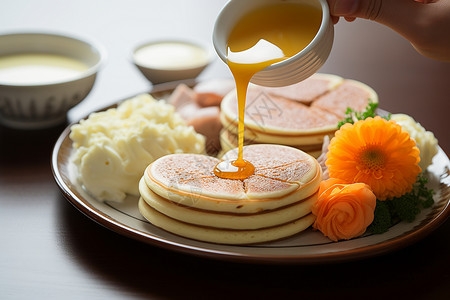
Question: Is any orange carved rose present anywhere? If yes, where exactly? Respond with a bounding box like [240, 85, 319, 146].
[312, 178, 376, 241]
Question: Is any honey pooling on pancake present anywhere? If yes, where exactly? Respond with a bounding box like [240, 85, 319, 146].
[213, 157, 255, 180]
[214, 3, 321, 180]
[213, 57, 279, 179]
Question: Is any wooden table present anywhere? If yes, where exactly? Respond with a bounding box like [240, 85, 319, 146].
[1, 1, 450, 299]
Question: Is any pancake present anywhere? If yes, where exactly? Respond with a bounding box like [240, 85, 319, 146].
[140, 177, 317, 230]
[144, 144, 322, 213]
[219, 128, 324, 158]
[220, 109, 337, 145]
[219, 73, 378, 154]
[139, 197, 316, 245]
[219, 118, 333, 147]
[221, 85, 342, 135]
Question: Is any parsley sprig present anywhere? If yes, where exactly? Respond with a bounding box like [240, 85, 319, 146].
[368, 174, 434, 234]
[337, 100, 390, 129]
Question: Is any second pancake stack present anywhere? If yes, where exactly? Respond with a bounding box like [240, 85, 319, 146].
[220, 73, 378, 157]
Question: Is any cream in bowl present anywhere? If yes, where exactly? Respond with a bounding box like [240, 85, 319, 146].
[0, 53, 89, 85]
[133, 40, 211, 84]
[0, 32, 105, 129]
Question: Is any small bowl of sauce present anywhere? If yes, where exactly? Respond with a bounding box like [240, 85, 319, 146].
[0, 32, 105, 129]
[211, 0, 333, 179]
[132, 40, 211, 84]
[213, 0, 334, 87]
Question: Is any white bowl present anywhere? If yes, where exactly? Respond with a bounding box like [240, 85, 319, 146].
[213, 0, 334, 87]
[0, 32, 105, 129]
[132, 40, 211, 84]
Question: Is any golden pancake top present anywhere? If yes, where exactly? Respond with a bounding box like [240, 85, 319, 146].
[221, 144, 316, 184]
[144, 144, 322, 213]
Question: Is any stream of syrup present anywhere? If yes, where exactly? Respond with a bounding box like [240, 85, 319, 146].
[214, 2, 321, 180]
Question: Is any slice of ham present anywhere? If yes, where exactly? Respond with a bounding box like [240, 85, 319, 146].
[168, 83, 200, 120]
[187, 107, 222, 155]
[193, 78, 235, 107]
[168, 82, 223, 154]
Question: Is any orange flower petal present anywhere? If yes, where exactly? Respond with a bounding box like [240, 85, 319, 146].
[318, 177, 346, 195]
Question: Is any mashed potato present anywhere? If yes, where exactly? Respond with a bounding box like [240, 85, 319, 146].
[391, 113, 438, 171]
[70, 94, 205, 202]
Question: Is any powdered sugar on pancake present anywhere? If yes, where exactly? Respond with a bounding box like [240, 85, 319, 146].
[223, 86, 340, 132]
[244, 175, 297, 197]
[150, 154, 217, 183]
[148, 145, 319, 201]
[259, 73, 343, 104]
[175, 176, 245, 197]
[257, 162, 312, 183]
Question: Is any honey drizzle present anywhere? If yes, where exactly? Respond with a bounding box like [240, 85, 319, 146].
[214, 3, 321, 180]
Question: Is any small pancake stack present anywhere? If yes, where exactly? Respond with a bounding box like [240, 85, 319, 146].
[138, 144, 322, 244]
[220, 73, 378, 157]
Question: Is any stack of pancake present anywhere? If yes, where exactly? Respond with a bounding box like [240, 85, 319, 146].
[220, 73, 378, 157]
[138, 144, 322, 244]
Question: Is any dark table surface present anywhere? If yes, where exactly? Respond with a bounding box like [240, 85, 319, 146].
[1, 1, 450, 299]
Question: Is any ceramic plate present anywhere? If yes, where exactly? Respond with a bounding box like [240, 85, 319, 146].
[51, 84, 450, 264]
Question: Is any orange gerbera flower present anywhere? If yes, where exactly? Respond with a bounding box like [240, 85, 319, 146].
[326, 116, 421, 200]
